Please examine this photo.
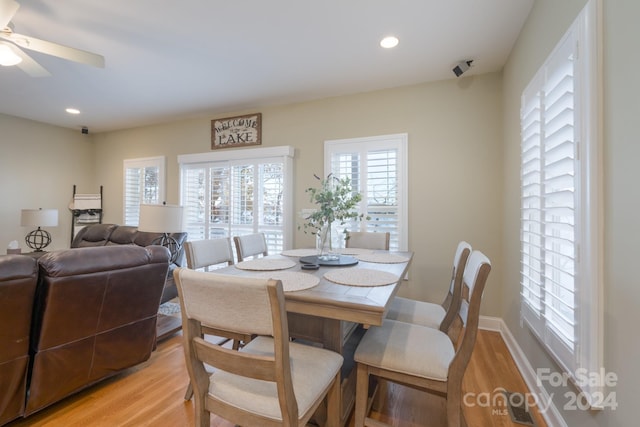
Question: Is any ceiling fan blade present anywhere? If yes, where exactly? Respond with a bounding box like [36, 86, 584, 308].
[8, 32, 105, 68]
[7, 43, 51, 77]
[0, 0, 19, 29]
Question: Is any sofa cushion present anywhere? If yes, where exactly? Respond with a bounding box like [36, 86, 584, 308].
[107, 225, 138, 245]
[71, 223, 117, 247]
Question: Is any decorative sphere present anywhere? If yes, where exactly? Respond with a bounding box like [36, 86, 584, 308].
[151, 234, 181, 263]
[25, 229, 52, 251]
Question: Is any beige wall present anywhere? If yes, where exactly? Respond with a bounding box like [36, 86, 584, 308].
[92, 73, 505, 315]
[502, 0, 639, 425]
[0, 114, 95, 251]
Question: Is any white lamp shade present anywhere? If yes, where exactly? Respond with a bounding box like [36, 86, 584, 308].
[138, 204, 185, 233]
[21, 209, 58, 227]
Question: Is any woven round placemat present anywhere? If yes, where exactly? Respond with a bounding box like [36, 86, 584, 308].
[235, 257, 296, 271]
[323, 268, 399, 287]
[254, 271, 320, 292]
[356, 253, 411, 264]
[281, 248, 318, 257]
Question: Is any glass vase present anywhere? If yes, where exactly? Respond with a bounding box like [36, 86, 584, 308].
[316, 223, 339, 261]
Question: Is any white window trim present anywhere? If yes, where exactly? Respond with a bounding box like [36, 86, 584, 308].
[520, 0, 603, 407]
[576, 0, 604, 403]
[123, 156, 166, 225]
[178, 145, 294, 164]
[178, 146, 295, 250]
[324, 133, 408, 251]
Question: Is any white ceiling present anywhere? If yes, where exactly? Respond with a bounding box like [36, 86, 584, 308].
[0, 0, 533, 133]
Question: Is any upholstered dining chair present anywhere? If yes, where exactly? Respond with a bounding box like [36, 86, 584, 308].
[184, 239, 251, 350]
[184, 238, 235, 272]
[182, 238, 252, 400]
[386, 241, 471, 336]
[353, 250, 491, 427]
[174, 268, 343, 427]
[233, 232, 268, 262]
[345, 231, 390, 250]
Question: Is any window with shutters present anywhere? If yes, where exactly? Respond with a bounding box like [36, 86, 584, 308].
[123, 156, 165, 226]
[324, 134, 408, 251]
[178, 146, 294, 255]
[520, 0, 602, 405]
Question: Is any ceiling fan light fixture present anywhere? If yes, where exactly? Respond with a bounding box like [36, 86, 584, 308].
[0, 43, 22, 66]
[380, 36, 399, 49]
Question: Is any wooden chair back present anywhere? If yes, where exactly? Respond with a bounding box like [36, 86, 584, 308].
[174, 268, 297, 425]
[439, 241, 471, 334]
[345, 231, 390, 250]
[446, 250, 492, 380]
[233, 233, 268, 262]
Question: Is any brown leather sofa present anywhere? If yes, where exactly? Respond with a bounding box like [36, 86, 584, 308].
[27, 245, 170, 416]
[71, 223, 187, 304]
[0, 245, 170, 422]
[0, 255, 38, 426]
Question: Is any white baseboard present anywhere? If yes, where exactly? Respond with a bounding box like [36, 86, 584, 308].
[479, 316, 567, 427]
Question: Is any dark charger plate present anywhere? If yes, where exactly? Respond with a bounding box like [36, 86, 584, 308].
[299, 255, 359, 267]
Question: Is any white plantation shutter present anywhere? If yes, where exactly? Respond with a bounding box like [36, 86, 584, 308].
[123, 157, 165, 226]
[520, 80, 543, 317]
[230, 164, 254, 237]
[520, 0, 602, 404]
[124, 167, 143, 225]
[325, 134, 408, 251]
[259, 162, 285, 250]
[366, 149, 399, 239]
[543, 42, 577, 355]
[181, 166, 209, 240]
[178, 146, 294, 255]
[520, 35, 577, 370]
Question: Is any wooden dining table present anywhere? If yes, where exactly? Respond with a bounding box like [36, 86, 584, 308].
[217, 248, 413, 426]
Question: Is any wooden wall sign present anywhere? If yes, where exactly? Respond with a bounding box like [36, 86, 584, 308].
[211, 113, 262, 149]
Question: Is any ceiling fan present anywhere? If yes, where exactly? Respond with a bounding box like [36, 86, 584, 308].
[0, 0, 104, 77]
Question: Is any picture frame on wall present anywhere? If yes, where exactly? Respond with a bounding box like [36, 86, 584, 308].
[211, 113, 262, 150]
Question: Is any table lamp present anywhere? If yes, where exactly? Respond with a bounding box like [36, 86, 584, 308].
[21, 208, 58, 251]
[138, 203, 185, 263]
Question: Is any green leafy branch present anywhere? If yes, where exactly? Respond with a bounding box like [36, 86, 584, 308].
[299, 173, 366, 237]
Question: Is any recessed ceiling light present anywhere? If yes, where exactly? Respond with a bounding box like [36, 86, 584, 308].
[380, 36, 399, 49]
[66, 108, 81, 115]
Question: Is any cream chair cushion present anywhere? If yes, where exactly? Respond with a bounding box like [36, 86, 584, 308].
[185, 238, 234, 270]
[346, 231, 390, 250]
[234, 233, 268, 261]
[355, 319, 454, 382]
[386, 296, 446, 328]
[209, 336, 343, 421]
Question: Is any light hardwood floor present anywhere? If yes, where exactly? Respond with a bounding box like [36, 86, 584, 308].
[8, 330, 548, 427]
